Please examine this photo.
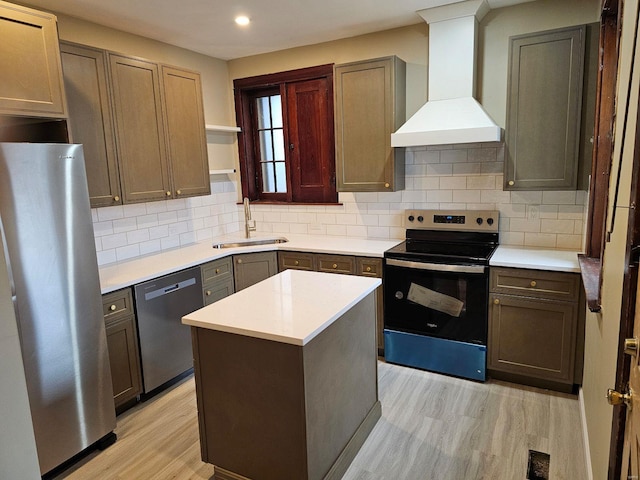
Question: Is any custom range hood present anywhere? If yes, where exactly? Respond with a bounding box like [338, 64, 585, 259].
[392, 0, 501, 147]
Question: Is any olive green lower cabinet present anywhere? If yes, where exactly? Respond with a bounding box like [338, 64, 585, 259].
[488, 267, 584, 392]
[278, 251, 385, 355]
[233, 251, 278, 291]
[201, 257, 234, 305]
[102, 288, 142, 411]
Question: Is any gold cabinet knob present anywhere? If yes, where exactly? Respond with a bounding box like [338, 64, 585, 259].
[625, 337, 639, 356]
[205, 290, 211, 296]
[237, 259, 243, 264]
[113, 195, 120, 202]
[508, 180, 515, 186]
[530, 280, 537, 287]
[366, 266, 372, 272]
[294, 260, 299, 266]
[215, 268, 220, 274]
[176, 190, 182, 195]
[166, 191, 171, 197]
[384, 182, 390, 188]
[109, 304, 117, 311]
[607, 388, 633, 408]
[493, 298, 500, 305]
[332, 263, 338, 269]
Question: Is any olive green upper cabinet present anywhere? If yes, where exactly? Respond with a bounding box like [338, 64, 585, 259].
[0, 0, 67, 118]
[60, 42, 121, 207]
[334, 56, 406, 192]
[161, 66, 210, 198]
[109, 54, 172, 204]
[505, 26, 586, 190]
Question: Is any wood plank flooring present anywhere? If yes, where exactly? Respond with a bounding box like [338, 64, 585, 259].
[53, 361, 587, 480]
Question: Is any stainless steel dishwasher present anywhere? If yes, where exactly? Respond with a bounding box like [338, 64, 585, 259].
[134, 266, 203, 394]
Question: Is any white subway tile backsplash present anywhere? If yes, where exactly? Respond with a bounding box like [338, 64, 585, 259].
[92, 147, 587, 265]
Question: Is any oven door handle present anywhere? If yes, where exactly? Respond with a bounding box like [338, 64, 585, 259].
[386, 258, 486, 274]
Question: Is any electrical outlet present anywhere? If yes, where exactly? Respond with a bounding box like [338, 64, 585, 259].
[528, 205, 540, 220]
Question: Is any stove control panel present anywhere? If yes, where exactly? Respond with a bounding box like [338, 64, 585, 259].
[404, 209, 499, 232]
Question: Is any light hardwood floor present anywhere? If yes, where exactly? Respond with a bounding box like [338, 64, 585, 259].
[53, 361, 587, 480]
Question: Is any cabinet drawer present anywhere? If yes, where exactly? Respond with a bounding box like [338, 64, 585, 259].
[356, 257, 382, 278]
[317, 254, 356, 274]
[278, 251, 316, 271]
[490, 267, 580, 302]
[102, 288, 134, 322]
[202, 257, 233, 284]
[203, 277, 235, 306]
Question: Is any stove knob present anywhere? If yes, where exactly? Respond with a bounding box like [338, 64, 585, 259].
[395, 291, 404, 300]
[408, 215, 415, 222]
[487, 217, 494, 225]
[476, 217, 483, 225]
[417, 215, 424, 222]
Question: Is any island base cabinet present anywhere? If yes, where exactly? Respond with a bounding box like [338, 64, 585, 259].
[191, 293, 380, 480]
[488, 293, 577, 390]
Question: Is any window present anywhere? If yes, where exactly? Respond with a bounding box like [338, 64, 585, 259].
[234, 65, 337, 204]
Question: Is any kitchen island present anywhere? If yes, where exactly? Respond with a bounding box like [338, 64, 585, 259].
[182, 269, 382, 480]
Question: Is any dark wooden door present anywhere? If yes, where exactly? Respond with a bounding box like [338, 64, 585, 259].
[286, 78, 336, 203]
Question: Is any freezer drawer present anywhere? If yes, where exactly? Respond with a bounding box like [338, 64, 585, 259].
[134, 266, 203, 393]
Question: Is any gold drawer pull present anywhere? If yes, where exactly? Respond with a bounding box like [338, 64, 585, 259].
[294, 260, 299, 266]
[166, 191, 171, 197]
[332, 263, 338, 269]
[109, 304, 117, 311]
[384, 182, 390, 188]
[508, 180, 515, 186]
[176, 189, 182, 195]
[237, 259, 243, 264]
[530, 280, 537, 287]
[366, 266, 372, 272]
[215, 268, 220, 274]
[205, 290, 212, 296]
[113, 195, 120, 202]
[493, 298, 500, 305]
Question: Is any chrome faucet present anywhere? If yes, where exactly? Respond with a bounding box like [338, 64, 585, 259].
[243, 197, 256, 238]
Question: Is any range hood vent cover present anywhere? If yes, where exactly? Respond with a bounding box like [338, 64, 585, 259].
[392, 0, 502, 147]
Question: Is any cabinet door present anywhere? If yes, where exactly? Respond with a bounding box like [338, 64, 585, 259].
[0, 1, 66, 117]
[356, 257, 384, 354]
[109, 54, 171, 203]
[488, 293, 577, 384]
[334, 56, 405, 192]
[203, 277, 235, 306]
[233, 252, 277, 291]
[505, 26, 585, 190]
[60, 42, 121, 207]
[161, 66, 210, 198]
[105, 315, 142, 408]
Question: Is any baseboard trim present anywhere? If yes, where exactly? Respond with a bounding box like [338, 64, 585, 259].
[578, 387, 594, 480]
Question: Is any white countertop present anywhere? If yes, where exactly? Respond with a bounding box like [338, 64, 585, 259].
[490, 246, 581, 273]
[99, 234, 401, 294]
[182, 269, 381, 346]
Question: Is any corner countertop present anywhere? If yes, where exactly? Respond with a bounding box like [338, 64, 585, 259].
[182, 270, 381, 346]
[98, 233, 401, 294]
[490, 246, 581, 273]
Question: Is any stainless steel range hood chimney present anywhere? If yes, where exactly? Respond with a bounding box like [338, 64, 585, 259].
[391, 0, 502, 147]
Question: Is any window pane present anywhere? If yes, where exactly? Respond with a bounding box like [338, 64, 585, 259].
[262, 162, 275, 192]
[273, 129, 285, 160]
[271, 95, 283, 128]
[275, 161, 287, 193]
[256, 97, 271, 129]
[259, 131, 273, 161]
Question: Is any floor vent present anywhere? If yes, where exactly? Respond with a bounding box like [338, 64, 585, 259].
[527, 450, 550, 480]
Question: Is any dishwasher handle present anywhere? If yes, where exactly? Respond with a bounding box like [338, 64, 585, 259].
[144, 277, 197, 301]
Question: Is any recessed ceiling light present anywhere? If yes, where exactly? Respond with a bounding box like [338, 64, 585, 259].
[235, 15, 250, 26]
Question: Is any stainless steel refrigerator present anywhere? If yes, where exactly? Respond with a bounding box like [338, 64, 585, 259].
[0, 143, 116, 475]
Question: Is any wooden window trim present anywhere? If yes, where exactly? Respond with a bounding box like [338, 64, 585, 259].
[580, 1, 621, 312]
[234, 64, 337, 204]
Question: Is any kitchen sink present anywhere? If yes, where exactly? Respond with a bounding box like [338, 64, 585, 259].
[212, 237, 289, 249]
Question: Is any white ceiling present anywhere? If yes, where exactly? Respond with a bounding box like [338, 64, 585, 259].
[25, 0, 535, 60]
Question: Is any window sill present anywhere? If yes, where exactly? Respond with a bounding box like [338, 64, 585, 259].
[577, 254, 602, 313]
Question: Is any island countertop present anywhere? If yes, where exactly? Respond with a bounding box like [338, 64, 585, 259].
[182, 269, 381, 346]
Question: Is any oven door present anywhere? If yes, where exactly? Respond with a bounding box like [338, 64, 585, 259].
[383, 258, 489, 345]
